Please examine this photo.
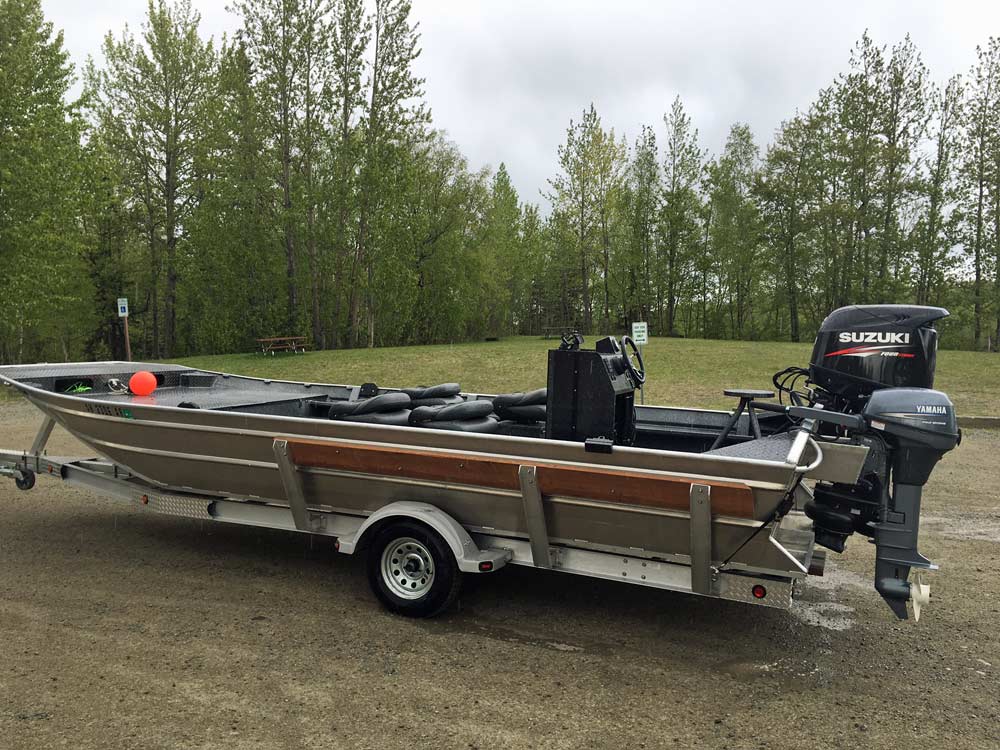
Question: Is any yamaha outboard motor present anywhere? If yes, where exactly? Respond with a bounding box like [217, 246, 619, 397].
[801, 305, 960, 619]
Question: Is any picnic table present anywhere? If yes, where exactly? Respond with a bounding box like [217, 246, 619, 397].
[256, 336, 309, 355]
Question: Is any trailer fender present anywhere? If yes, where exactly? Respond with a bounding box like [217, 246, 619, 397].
[337, 501, 511, 573]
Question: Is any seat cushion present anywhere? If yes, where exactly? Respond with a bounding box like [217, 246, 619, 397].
[411, 395, 464, 408]
[422, 417, 499, 433]
[338, 409, 412, 426]
[497, 404, 545, 423]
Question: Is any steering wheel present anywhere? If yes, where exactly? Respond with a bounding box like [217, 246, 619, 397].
[620, 335, 646, 386]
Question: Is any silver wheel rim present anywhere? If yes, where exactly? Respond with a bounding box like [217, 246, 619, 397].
[381, 537, 435, 600]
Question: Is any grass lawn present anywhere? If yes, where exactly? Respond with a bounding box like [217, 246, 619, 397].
[171, 336, 1000, 416]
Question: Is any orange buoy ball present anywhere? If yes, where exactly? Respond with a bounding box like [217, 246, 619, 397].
[129, 370, 157, 396]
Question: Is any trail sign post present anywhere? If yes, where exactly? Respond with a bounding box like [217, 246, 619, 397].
[117, 298, 132, 362]
[631, 321, 648, 404]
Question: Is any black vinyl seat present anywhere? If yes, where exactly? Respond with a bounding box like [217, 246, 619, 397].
[409, 399, 498, 433]
[493, 388, 547, 423]
[402, 383, 463, 407]
[328, 392, 412, 426]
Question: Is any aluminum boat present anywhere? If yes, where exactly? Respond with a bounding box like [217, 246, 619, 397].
[0, 305, 959, 620]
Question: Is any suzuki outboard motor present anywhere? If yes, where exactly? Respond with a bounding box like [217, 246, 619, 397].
[801, 305, 960, 619]
[809, 304, 948, 411]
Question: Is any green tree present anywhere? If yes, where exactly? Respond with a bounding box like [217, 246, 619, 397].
[617, 126, 659, 326]
[960, 39, 1000, 349]
[875, 35, 931, 302]
[759, 114, 818, 341]
[233, 0, 327, 335]
[546, 104, 623, 333]
[351, 0, 428, 347]
[0, 0, 87, 362]
[89, 0, 216, 357]
[706, 124, 761, 338]
[327, 0, 370, 346]
[659, 96, 703, 335]
[182, 40, 284, 353]
[915, 75, 963, 308]
[478, 163, 522, 336]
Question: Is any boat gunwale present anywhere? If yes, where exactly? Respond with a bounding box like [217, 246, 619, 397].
[6, 376, 807, 483]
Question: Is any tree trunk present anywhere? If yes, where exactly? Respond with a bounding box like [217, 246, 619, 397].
[165, 143, 177, 358]
[974, 175, 985, 349]
[282, 114, 297, 333]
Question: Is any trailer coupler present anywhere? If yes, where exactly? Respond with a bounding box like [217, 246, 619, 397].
[0, 459, 36, 490]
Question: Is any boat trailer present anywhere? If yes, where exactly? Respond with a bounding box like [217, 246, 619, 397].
[1, 415, 821, 618]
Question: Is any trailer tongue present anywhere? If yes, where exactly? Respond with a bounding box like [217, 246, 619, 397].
[0, 305, 959, 621]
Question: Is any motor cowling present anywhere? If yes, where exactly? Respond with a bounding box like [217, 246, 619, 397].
[863, 388, 960, 483]
[809, 305, 948, 410]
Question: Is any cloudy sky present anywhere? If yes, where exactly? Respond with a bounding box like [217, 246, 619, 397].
[42, 0, 1000, 205]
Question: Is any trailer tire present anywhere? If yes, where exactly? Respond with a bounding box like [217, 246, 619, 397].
[15, 470, 35, 491]
[367, 521, 461, 618]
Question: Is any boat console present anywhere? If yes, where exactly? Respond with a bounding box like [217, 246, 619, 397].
[545, 335, 642, 446]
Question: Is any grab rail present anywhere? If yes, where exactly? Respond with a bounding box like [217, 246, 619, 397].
[794, 437, 824, 474]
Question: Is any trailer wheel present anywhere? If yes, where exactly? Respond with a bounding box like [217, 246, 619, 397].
[15, 470, 35, 491]
[367, 521, 461, 618]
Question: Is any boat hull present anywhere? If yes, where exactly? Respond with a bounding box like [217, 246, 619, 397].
[15, 385, 808, 575]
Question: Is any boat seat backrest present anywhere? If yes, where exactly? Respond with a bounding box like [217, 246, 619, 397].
[327, 391, 411, 417]
[409, 399, 499, 433]
[493, 388, 547, 423]
[403, 384, 464, 408]
[402, 383, 461, 400]
[328, 392, 412, 425]
[409, 400, 493, 423]
[410, 396, 464, 407]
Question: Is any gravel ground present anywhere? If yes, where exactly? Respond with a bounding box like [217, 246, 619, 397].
[1, 399, 997, 750]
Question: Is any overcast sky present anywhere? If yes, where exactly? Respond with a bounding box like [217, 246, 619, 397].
[41, 0, 1000, 205]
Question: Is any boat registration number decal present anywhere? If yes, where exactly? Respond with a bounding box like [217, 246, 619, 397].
[84, 403, 134, 419]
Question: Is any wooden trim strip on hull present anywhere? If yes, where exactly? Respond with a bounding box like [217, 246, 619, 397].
[286, 438, 756, 518]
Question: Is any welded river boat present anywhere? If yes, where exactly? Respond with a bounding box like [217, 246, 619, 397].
[0, 305, 960, 620]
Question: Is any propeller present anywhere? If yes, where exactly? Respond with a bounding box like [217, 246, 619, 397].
[910, 572, 931, 622]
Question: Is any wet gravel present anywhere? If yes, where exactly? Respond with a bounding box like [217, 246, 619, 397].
[1, 400, 998, 749]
